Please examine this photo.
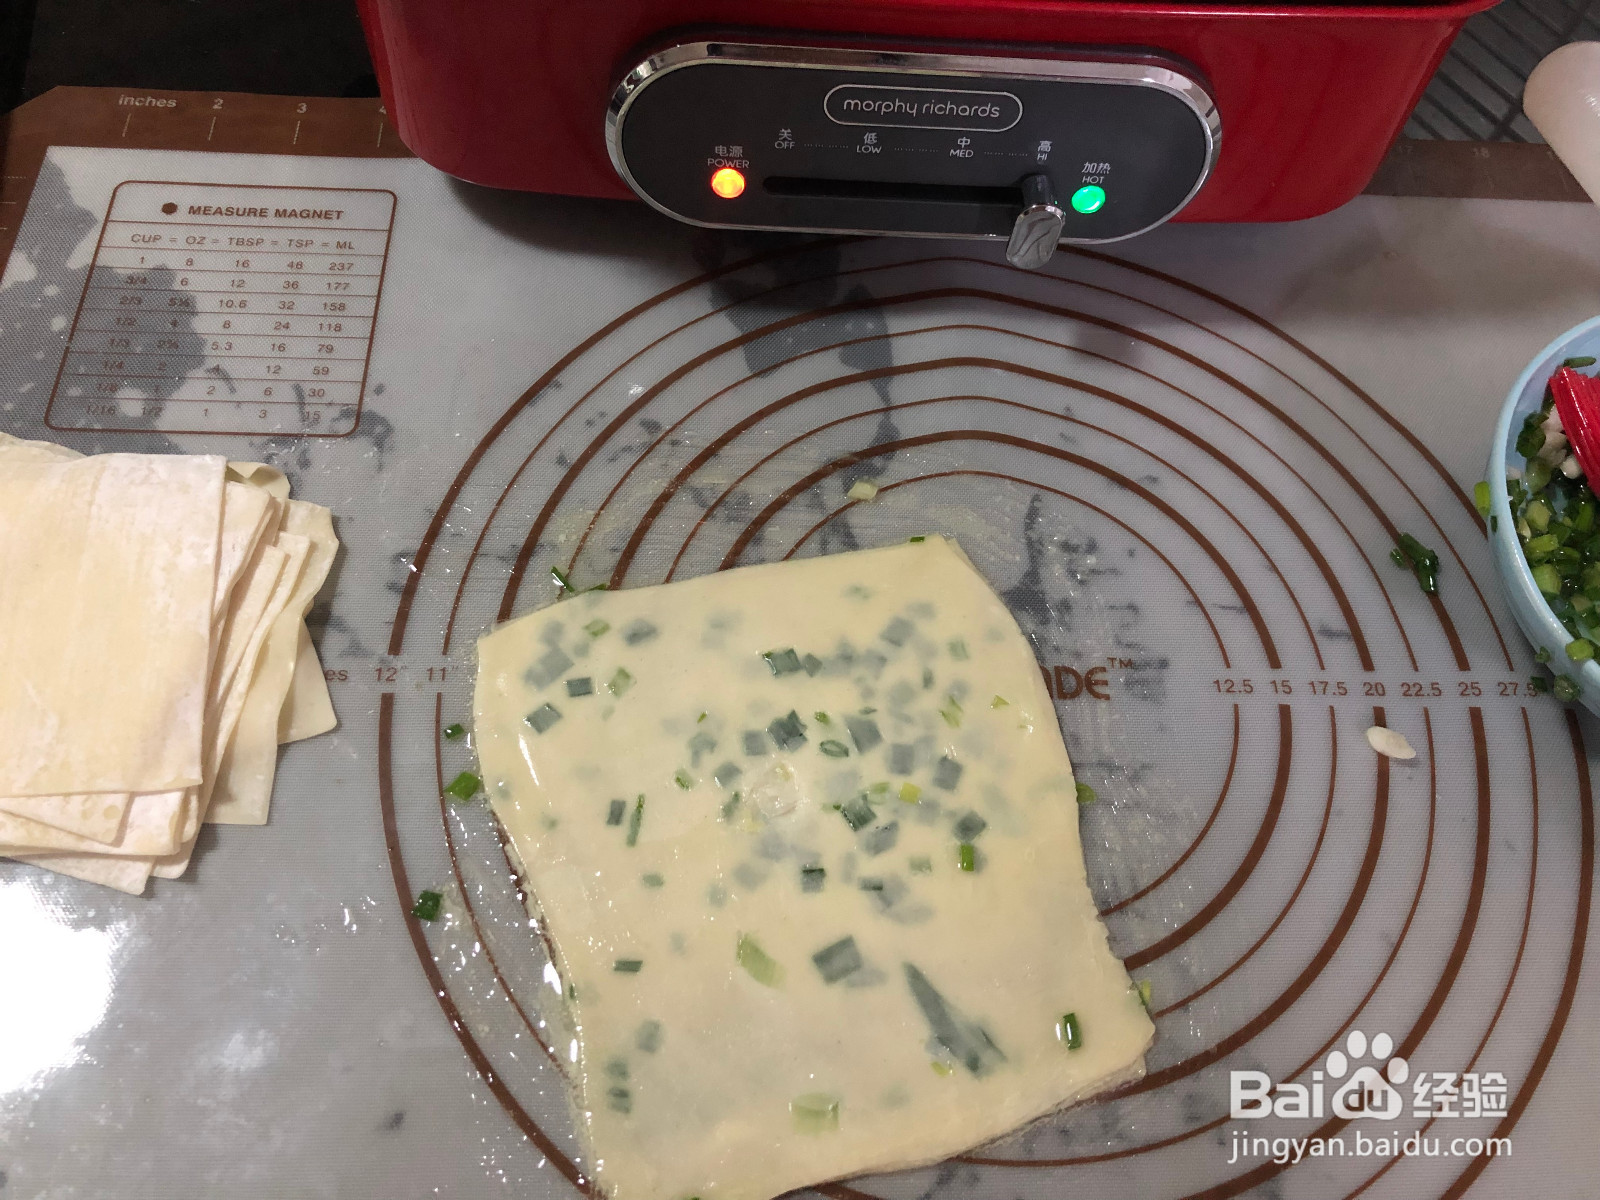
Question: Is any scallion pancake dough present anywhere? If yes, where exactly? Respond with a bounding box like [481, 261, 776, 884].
[474, 536, 1153, 1200]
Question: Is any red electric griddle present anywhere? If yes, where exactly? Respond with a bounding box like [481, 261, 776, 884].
[354, 0, 1497, 266]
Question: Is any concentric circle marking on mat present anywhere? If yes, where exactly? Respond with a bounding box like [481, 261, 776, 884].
[378, 239, 1589, 1200]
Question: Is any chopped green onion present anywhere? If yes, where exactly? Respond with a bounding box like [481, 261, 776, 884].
[410, 890, 443, 921]
[958, 843, 977, 872]
[623, 620, 658, 645]
[790, 1092, 841, 1134]
[585, 619, 610, 638]
[899, 782, 922, 805]
[889, 743, 915, 774]
[845, 715, 882, 753]
[443, 771, 481, 802]
[1526, 458, 1553, 494]
[868, 780, 890, 795]
[526, 646, 573, 688]
[635, 1020, 663, 1053]
[932, 756, 963, 791]
[720, 792, 742, 821]
[674, 768, 694, 790]
[606, 798, 626, 826]
[1474, 481, 1492, 519]
[1554, 674, 1584, 701]
[606, 1087, 631, 1114]
[626, 796, 645, 846]
[939, 695, 963, 727]
[800, 865, 826, 892]
[1516, 413, 1547, 458]
[861, 821, 900, 856]
[814, 711, 831, 724]
[742, 730, 768, 756]
[819, 739, 850, 758]
[909, 855, 933, 874]
[608, 667, 635, 697]
[1526, 498, 1553, 532]
[802, 653, 824, 676]
[1136, 979, 1153, 1011]
[930, 1060, 953, 1075]
[903, 963, 1005, 1076]
[1392, 533, 1441, 596]
[767, 710, 807, 751]
[614, 958, 644, 973]
[881, 617, 914, 647]
[566, 677, 594, 697]
[1568, 638, 1596, 661]
[908, 535, 926, 543]
[952, 811, 987, 841]
[712, 761, 742, 788]
[1534, 564, 1564, 596]
[525, 703, 563, 733]
[1564, 355, 1597, 367]
[947, 637, 969, 660]
[442, 722, 466, 740]
[550, 564, 573, 593]
[811, 936, 863, 984]
[763, 648, 803, 676]
[736, 933, 784, 987]
[839, 794, 876, 831]
[1076, 782, 1097, 805]
[696, 711, 708, 723]
[1058, 1012, 1083, 1050]
[990, 695, 1009, 708]
[1529, 674, 1551, 695]
[642, 873, 664, 888]
[1536, 646, 1552, 663]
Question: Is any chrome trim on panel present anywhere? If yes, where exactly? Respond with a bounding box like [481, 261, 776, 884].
[604, 41, 1223, 248]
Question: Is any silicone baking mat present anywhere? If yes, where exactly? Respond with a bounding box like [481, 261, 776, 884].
[1, 89, 1597, 1200]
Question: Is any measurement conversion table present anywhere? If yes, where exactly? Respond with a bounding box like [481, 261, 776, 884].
[46, 181, 394, 436]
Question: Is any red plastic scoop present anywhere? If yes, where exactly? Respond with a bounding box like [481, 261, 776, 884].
[1549, 367, 1600, 481]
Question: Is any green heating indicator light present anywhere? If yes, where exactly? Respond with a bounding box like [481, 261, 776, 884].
[1070, 185, 1107, 214]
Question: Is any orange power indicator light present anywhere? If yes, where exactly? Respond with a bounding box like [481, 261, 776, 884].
[710, 167, 746, 199]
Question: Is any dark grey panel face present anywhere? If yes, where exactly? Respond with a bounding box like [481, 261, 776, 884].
[610, 47, 1218, 245]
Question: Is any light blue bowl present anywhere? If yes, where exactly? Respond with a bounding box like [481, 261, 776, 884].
[1489, 313, 1600, 716]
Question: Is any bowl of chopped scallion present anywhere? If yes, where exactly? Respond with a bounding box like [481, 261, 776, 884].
[1487, 315, 1600, 713]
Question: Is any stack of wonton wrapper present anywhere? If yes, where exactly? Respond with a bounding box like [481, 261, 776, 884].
[0, 432, 339, 895]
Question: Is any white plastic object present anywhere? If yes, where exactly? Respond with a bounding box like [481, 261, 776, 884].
[1365, 726, 1418, 760]
[1525, 42, 1600, 206]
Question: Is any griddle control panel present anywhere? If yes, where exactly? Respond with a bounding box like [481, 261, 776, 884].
[607, 43, 1220, 267]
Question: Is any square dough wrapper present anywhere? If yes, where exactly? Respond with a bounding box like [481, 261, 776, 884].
[209, 504, 337, 824]
[0, 453, 224, 794]
[474, 536, 1153, 1200]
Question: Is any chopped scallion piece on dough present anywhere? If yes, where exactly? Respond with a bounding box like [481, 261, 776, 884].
[615, 959, 644, 973]
[736, 933, 784, 987]
[1059, 1012, 1084, 1050]
[411, 890, 443, 921]
[1075, 782, 1097, 805]
[625, 796, 645, 846]
[791, 1092, 841, 1133]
